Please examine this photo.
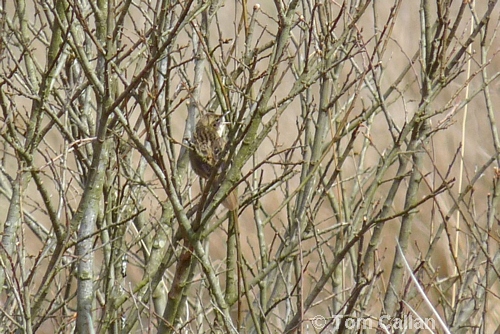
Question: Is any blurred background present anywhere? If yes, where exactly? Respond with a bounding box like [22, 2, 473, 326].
[0, 0, 499, 333]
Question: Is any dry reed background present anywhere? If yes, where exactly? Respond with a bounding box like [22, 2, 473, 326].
[0, 0, 500, 333]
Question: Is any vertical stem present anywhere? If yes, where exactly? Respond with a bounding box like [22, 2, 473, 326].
[452, 0, 474, 308]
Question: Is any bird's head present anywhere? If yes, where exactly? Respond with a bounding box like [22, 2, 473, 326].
[197, 113, 225, 136]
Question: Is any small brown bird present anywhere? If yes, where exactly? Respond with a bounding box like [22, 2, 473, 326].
[189, 113, 238, 210]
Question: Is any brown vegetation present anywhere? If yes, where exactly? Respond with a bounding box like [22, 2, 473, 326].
[0, 0, 499, 333]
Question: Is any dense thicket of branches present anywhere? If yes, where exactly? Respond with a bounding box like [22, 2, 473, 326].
[1, 0, 499, 333]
